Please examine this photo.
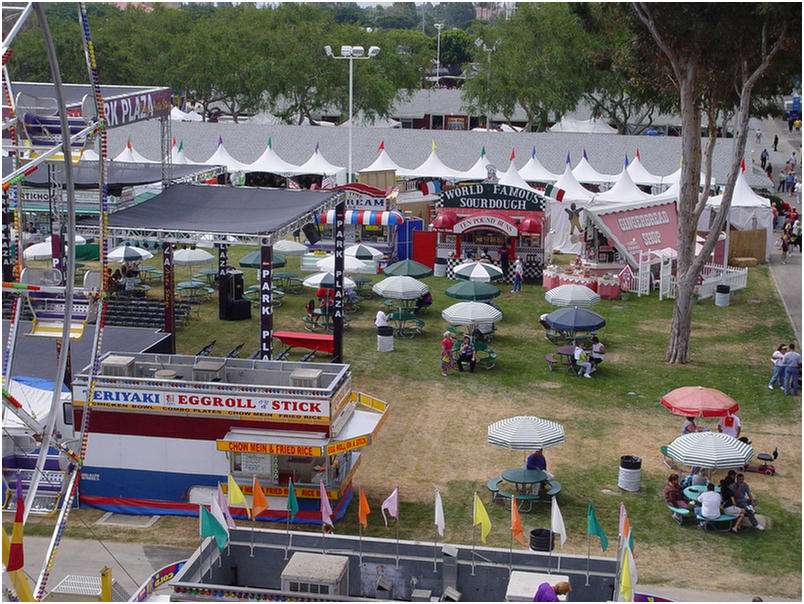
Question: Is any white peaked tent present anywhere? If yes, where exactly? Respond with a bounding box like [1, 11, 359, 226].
[627, 152, 667, 187]
[519, 149, 560, 184]
[498, 160, 537, 191]
[81, 148, 99, 161]
[296, 146, 345, 181]
[203, 139, 251, 172]
[339, 113, 401, 128]
[246, 139, 305, 176]
[549, 116, 617, 134]
[114, 139, 154, 163]
[592, 163, 649, 203]
[170, 106, 203, 121]
[700, 169, 774, 261]
[171, 142, 192, 165]
[458, 150, 494, 181]
[546, 163, 594, 255]
[572, 152, 615, 185]
[396, 146, 462, 180]
[663, 166, 713, 188]
[359, 146, 403, 173]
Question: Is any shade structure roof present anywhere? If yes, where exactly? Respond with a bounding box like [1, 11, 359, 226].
[459, 151, 493, 180]
[114, 140, 154, 163]
[316, 254, 369, 273]
[245, 140, 306, 176]
[359, 148, 403, 173]
[441, 301, 503, 326]
[345, 243, 384, 260]
[274, 239, 309, 255]
[592, 166, 649, 203]
[453, 261, 504, 282]
[239, 250, 286, 269]
[572, 153, 615, 185]
[445, 280, 500, 301]
[660, 386, 740, 417]
[553, 163, 594, 201]
[519, 151, 560, 184]
[706, 169, 771, 208]
[627, 153, 665, 186]
[666, 432, 754, 469]
[487, 416, 565, 450]
[498, 160, 537, 191]
[549, 116, 617, 134]
[296, 147, 345, 176]
[382, 259, 433, 278]
[544, 306, 605, 332]
[203, 140, 251, 172]
[302, 272, 355, 289]
[372, 275, 429, 300]
[396, 148, 462, 180]
[107, 245, 153, 263]
[94, 183, 340, 243]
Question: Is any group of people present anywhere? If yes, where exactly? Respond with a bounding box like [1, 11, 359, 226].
[768, 342, 801, 395]
[680, 412, 741, 437]
[777, 218, 801, 264]
[664, 471, 764, 532]
[774, 151, 800, 197]
[440, 332, 476, 375]
[573, 337, 605, 378]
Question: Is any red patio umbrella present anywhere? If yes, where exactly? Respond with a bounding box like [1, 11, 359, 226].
[660, 386, 739, 417]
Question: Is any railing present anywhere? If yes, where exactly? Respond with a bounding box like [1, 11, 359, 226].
[695, 263, 749, 299]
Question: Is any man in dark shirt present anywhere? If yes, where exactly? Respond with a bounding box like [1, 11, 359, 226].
[526, 449, 547, 471]
[456, 336, 476, 372]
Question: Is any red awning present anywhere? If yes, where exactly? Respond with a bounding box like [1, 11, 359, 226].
[519, 217, 542, 234]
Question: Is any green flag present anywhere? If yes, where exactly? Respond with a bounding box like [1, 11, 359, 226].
[199, 504, 228, 551]
[587, 502, 608, 552]
[287, 479, 299, 521]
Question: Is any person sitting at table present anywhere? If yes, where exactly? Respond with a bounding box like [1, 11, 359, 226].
[732, 473, 763, 530]
[414, 291, 432, 313]
[589, 336, 606, 367]
[533, 581, 571, 602]
[719, 475, 748, 533]
[694, 482, 722, 521]
[456, 336, 476, 373]
[305, 299, 316, 323]
[573, 343, 593, 378]
[526, 448, 554, 493]
[375, 306, 388, 331]
[663, 473, 689, 521]
[681, 416, 698, 434]
[109, 268, 123, 293]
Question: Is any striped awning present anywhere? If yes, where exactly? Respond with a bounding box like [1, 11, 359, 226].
[318, 209, 404, 226]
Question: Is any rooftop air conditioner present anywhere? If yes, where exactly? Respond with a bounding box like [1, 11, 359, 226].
[289, 368, 322, 389]
[100, 355, 136, 377]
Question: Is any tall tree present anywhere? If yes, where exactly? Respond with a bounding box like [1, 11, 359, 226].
[631, 3, 798, 363]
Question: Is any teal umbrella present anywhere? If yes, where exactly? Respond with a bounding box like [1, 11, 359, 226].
[382, 259, 433, 278]
[445, 280, 500, 301]
[239, 250, 286, 269]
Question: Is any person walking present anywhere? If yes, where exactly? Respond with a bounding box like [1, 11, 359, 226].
[782, 343, 801, 396]
[511, 257, 523, 293]
[768, 344, 787, 390]
[773, 133, 779, 152]
[779, 231, 790, 264]
[777, 170, 787, 192]
[760, 148, 768, 169]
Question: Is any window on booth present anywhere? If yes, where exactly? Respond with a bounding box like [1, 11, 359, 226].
[431, 115, 444, 130]
[230, 451, 272, 482]
[463, 229, 507, 249]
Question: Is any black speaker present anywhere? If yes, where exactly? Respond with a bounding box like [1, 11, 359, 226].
[221, 298, 251, 321]
[302, 223, 321, 245]
[219, 270, 244, 304]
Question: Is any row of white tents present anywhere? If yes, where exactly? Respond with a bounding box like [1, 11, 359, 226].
[88, 136, 773, 260]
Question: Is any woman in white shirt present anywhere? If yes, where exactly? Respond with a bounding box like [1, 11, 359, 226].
[768, 344, 786, 389]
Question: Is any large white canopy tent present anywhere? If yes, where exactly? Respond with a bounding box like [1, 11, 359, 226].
[202, 137, 251, 172]
[296, 145, 346, 183]
[592, 162, 650, 204]
[246, 138, 307, 176]
[518, 148, 560, 184]
[549, 116, 617, 134]
[626, 151, 666, 188]
[359, 144, 403, 173]
[396, 145, 463, 180]
[545, 163, 594, 255]
[572, 150, 615, 185]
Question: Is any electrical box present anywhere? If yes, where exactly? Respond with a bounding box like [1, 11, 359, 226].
[100, 355, 136, 377]
[280, 552, 348, 597]
[289, 368, 322, 389]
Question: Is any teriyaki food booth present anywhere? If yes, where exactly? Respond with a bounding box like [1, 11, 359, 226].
[72, 352, 389, 523]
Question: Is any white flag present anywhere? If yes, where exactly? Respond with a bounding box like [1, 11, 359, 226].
[434, 489, 445, 537]
[210, 493, 230, 540]
[551, 497, 567, 547]
[380, 487, 399, 527]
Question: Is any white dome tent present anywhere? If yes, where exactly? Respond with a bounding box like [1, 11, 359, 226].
[458, 147, 495, 181]
[296, 143, 345, 183]
[518, 147, 560, 184]
[545, 160, 595, 255]
[572, 149, 615, 186]
[396, 142, 462, 180]
[113, 137, 154, 163]
[359, 142, 403, 173]
[626, 149, 666, 189]
[246, 138, 305, 176]
[592, 158, 650, 204]
[203, 136, 251, 172]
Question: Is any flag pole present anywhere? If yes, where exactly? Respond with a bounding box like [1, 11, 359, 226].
[395, 516, 400, 568]
[433, 523, 438, 572]
[471, 522, 477, 576]
[508, 527, 513, 572]
[585, 523, 591, 586]
[547, 528, 553, 573]
[358, 485, 364, 566]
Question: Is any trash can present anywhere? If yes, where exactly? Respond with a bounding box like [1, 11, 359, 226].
[618, 455, 642, 492]
[715, 284, 730, 307]
[434, 257, 447, 278]
[377, 325, 394, 352]
[529, 528, 554, 552]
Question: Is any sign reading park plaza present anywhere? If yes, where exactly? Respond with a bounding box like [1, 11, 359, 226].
[438, 183, 546, 212]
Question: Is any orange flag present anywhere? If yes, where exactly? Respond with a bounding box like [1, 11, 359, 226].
[511, 499, 527, 546]
[358, 487, 371, 529]
[252, 476, 268, 519]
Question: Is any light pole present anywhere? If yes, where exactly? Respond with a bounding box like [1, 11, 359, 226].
[324, 44, 380, 184]
[475, 38, 497, 130]
[434, 23, 444, 89]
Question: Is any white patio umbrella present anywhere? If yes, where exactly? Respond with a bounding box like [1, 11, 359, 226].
[45, 234, 87, 245]
[453, 261, 504, 282]
[345, 243, 384, 260]
[666, 432, 754, 470]
[107, 245, 154, 263]
[487, 416, 566, 450]
[372, 275, 429, 300]
[544, 284, 601, 307]
[315, 254, 368, 273]
[274, 239, 309, 256]
[302, 272, 355, 289]
[195, 233, 237, 248]
[23, 242, 67, 261]
[173, 248, 214, 266]
[441, 301, 503, 326]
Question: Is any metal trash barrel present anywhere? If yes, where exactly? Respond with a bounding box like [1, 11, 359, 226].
[715, 284, 730, 307]
[529, 528, 555, 552]
[434, 257, 447, 278]
[377, 325, 394, 352]
[618, 455, 642, 492]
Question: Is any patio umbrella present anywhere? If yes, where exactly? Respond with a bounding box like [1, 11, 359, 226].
[107, 245, 154, 263]
[666, 432, 754, 469]
[453, 261, 503, 282]
[45, 234, 87, 246]
[660, 386, 739, 417]
[173, 248, 214, 266]
[382, 259, 433, 278]
[345, 243, 384, 260]
[441, 301, 502, 326]
[274, 239, 309, 256]
[372, 275, 429, 300]
[445, 280, 500, 301]
[23, 242, 66, 261]
[544, 284, 600, 307]
[302, 272, 355, 289]
[196, 233, 237, 248]
[239, 251, 287, 269]
[316, 254, 368, 273]
[544, 307, 605, 333]
[487, 416, 566, 450]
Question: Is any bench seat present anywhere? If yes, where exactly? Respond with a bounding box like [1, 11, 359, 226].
[487, 477, 502, 502]
[667, 504, 691, 524]
[696, 512, 738, 532]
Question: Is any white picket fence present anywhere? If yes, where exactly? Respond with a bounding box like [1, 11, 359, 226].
[626, 261, 748, 301]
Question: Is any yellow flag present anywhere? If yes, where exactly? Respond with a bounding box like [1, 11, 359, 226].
[619, 545, 633, 602]
[228, 475, 251, 519]
[473, 493, 492, 543]
[431, 140, 436, 152]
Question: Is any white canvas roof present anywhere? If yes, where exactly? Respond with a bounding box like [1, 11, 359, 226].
[553, 163, 594, 201]
[592, 165, 649, 203]
[171, 106, 203, 122]
[498, 160, 537, 191]
[202, 139, 251, 172]
[114, 140, 154, 163]
[396, 147, 462, 180]
[246, 139, 305, 176]
[626, 152, 666, 186]
[549, 116, 617, 134]
[359, 148, 402, 173]
[296, 146, 345, 176]
[458, 150, 493, 180]
[519, 149, 560, 183]
[572, 152, 615, 185]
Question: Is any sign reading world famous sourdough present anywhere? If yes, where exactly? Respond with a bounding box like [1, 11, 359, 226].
[438, 183, 545, 212]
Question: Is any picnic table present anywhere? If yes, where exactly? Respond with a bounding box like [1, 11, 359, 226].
[352, 276, 372, 295]
[491, 468, 559, 512]
[272, 271, 299, 290]
[273, 331, 334, 360]
[193, 268, 219, 286]
[137, 265, 161, 283]
[389, 311, 424, 338]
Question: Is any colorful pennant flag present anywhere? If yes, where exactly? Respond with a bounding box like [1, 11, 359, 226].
[619, 545, 634, 601]
[320, 481, 333, 527]
[315, 141, 320, 154]
[618, 502, 634, 553]
[583, 148, 589, 160]
[624, 154, 629, 168]
[217, 136, 223, 146]
[420, 180, 441, 195]
[252, 476, 269, 519]
[740, 158, 746, 172]
[200, 504, 229, 550]
[172, 136, 176, 147]
[531, 146, 536, 159]
[566, 151, 571, 164]
[359, 488, 371, 529]
[636, 147, 641, 159]
[378, 140, 385, 151]
[321, 174, 333, 189]
[510, 148, 516, 162]
[287, 479, 299, 521]
[7, 475, 24, 571]
[473, 493, 492, 544]
[551, 497, 567, 548]
[434, 489, 445, 537]
[126, 136, 132, 149]
[481, 146, 486, 157]
[587, 502, 608, 552]
[228, 475, 251, 519]
[381, 487, 399, 527]
[217, 483, 236, 528]
[288, 178, 301, 190]
[543, 184, 566, 202]
[431, 140, 436, 152]
[511, 497, 527, 546]
[268, 137, 272, 149]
